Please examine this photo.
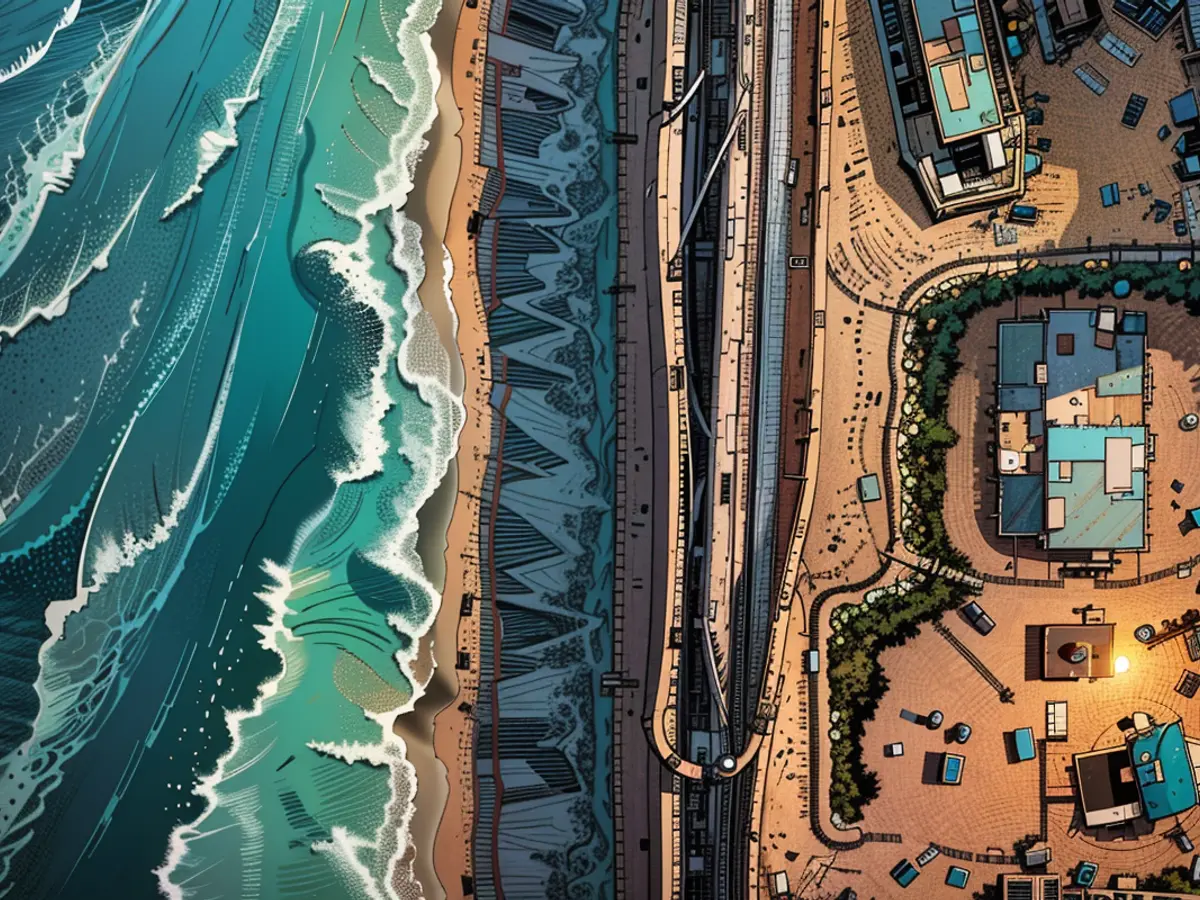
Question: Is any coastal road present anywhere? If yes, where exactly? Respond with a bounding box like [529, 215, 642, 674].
[610, 0, 673, 893]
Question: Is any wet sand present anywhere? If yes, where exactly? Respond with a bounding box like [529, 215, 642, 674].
[391, 0, 492, 893]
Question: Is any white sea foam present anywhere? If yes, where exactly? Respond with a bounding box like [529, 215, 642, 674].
[0, 4, 152, 294]
[0, 0, 82, 86]
[155, 0, 466, 893]
[0, 175, 154, 343]
[160, 0, 307, 220]
[153, 532, 329, 900]
[0, 302, 247, 890]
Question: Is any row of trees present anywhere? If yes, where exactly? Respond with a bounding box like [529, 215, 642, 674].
[827, 578, 965, 822]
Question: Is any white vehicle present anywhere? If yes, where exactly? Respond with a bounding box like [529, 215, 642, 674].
[916, 845, 941, 867]
[785, 158, 799, 187]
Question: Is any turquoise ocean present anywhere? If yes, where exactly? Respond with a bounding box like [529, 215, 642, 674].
[0, 0, 471, 896]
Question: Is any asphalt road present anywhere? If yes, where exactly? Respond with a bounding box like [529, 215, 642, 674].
[611, 0, 670, 893]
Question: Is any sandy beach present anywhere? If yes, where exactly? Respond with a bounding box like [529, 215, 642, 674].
[392, 0, 493, 893]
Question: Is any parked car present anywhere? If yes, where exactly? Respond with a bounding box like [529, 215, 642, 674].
[952, 723, 971, 744]
[889, 859, 919, 888]
[946, 866, 970, 889]
[916, 846, 941, 867]
[1013, 727, 1037, 762]
[961, 601, 996, 636]
[1024, 843, 1052, 867]
[1176, 831, 1195, 853]
[884, 742, 904, 758]
[940, 752, 964, 785]
[1074, 862, 1098, 887]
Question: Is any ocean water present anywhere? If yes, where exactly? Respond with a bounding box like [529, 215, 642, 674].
[0, 0, 463, 897]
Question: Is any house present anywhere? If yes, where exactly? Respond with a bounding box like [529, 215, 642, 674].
[867, 0, 1027, 217]
[1073, 717, 1200, 828]
[995, 308, 1150, 560]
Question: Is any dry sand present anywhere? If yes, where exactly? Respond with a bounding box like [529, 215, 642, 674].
[389, 0, 497, 894]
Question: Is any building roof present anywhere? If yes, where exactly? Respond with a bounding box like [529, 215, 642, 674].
[999, 474, 1044, 534]
[1046, 428, 1145, 550]
[1131, 721, 1198, 820]
[1074, 745, 1143, 826]
[998, 321, 1044, 386]
[1044, 310, 1144, 402]
[913, 0, 1003, 141]
[1043, 623, 1115, 678]
[1172, 88, 1200, 127]
[994, 308, 1148, 552]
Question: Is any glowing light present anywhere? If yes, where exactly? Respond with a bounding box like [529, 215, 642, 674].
[1115, 656, 1130, 674]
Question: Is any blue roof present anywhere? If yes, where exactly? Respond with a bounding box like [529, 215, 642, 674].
[858, 473, 882, 503]
[999, 475, 1045, 534]
[1116, 334, 1144, 370]
[1101, 182, 1121, 207]
[998, 322, 1044, 386]
[994, 309, 1149, 551]
[1044, 310, 1143, 402]
[1131, 722, 1198, 820]
[1047, 425, 1144, 461]
[946, 866, 970, 888]
[999, 386, 1042, 412]
[1122, 311, 1147, 334]
[1172, 89, 1200, 126]
[1047, 463, 1145, 549]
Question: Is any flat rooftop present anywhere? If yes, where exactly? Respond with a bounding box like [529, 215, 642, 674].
[1043, 623, 1115, 679]
[1075, 745, 1142, 827]
[913, 0, 1002, 141]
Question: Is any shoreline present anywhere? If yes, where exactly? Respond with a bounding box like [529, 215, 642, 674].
[394, 0, 490, 893]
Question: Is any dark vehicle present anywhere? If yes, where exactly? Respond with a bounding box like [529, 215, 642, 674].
[1075, 861, 1098, 887]
[961, 601, 996, 636]
[890, 859, 919, 888]
[1176, 831, 1195, 853]
[1008, 204, 1039, 224]
[952, 722, 972, 744]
